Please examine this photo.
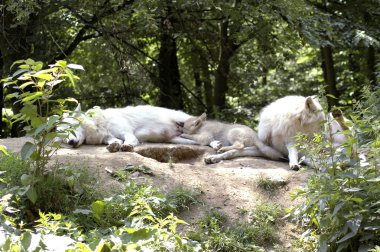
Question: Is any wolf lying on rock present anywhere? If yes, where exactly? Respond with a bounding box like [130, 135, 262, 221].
[179, 113, 284, 163]
[203, 96, 350, 170]
[59, 104, 197, 152]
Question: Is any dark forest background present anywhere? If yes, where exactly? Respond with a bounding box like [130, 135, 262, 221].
[1, 0, 379, 137]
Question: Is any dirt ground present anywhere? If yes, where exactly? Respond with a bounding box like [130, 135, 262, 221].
[0, 137, 313, 248]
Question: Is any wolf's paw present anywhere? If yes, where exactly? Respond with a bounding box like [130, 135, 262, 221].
[107, 142, 121, 153]
[204, 155, 221, 164]
[210, 140, 222, 151]
[121, 144, 134, 152]
[289, 163, 301, 171]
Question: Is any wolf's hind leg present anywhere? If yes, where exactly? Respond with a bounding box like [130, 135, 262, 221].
[205, 147, 262, 164]
[218, 141, 244, 153]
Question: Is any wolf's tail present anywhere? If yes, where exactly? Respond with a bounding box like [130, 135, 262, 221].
[254, 138, 284, 160]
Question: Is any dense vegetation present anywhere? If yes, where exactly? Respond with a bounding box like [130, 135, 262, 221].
[1, 0, 379, 251]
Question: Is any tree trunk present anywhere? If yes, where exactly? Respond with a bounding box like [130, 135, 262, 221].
[157, 6, 183, 110]
[367, 45, 376, 88]
[213, 19, 238, 115]
[201, 63, 213, 115]
[193, 70, 204, 114]
[320, 46, 339, 109]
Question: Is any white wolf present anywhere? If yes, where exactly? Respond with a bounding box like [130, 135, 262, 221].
[180, 113, 284, 163]
[60, 104, 197, 152]
[204, 95, 350, 169]
[257, 95, 326, 170]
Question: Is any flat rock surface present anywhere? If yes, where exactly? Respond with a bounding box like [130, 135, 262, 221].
[1, 137, 313, 246]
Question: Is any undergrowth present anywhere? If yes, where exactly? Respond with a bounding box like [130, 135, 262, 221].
[289, 87, 380, 251]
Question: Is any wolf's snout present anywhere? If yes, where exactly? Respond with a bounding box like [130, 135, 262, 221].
[68, 139, 80, 148]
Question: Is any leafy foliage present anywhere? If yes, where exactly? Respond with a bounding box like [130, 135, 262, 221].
[188, 203, 284, 251]
[289, 89, 380, 251]
[0, 175, 202, 251]
[1, 59, 82, 204]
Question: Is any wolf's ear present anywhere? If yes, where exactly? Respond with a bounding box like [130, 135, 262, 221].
[74, 103, 81, 112]
[331, 109, 343, 119]
[73, 103, 82, 116]
[199, 113, 207, 121]
[305, 96, 318, 112]
[193, 113, 206, 127]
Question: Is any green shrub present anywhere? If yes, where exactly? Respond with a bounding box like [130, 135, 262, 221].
[188, 207, 282, 252]
[166, 186, 201, 212]
[0, 154, 101, 224]
[2, 59, 82, 205]
[290, 87, 380, 251]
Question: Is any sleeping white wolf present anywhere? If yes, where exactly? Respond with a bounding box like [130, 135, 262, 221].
[204, 95, 349, 170]
[60, 104, 197, 152]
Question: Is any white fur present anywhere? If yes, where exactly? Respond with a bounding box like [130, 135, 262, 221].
[61, 104, 197, 152]
[257, 95, 325, 170]
[180, 113, 284, 163]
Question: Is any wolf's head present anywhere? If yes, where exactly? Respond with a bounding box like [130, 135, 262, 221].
[300, 96, 325, 128]
[182, 113, 207, 134]
[328, 109, 350, 145]
[58, 104, 86, 148]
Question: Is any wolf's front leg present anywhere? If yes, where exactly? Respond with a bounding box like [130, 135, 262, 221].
[121, 133, 140, 152]
[181, 133, 212, 146]
[170, 136, 198, 145]
[104, 136, 123, 153]
[205, 147, 262, 164]
[286, 142, 300, 171]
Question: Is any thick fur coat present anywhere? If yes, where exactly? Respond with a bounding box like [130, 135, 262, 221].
[61, 104, 197, 152]
[257, 95, 325, 170]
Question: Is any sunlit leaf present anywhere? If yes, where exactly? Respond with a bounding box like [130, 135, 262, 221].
[67, 63, 85, 71]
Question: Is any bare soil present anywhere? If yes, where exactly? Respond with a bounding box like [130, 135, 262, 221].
[0, 137, 313, 248]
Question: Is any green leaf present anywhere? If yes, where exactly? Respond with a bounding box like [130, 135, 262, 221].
[337, 218, 362, 243]
[55, 60, 67, 68]
[22, 91, 44, 103]
[0, 145, 8, 155]
[21, 174, 32, 186]
[75, 243, 93, 252]
[20, 232, 33, 251]
[332, 202, 344, 216]
[25, 58, 36, 65]
[95, 241, 111, 252]
[67, 176, 74, 189]
[12, 68, 29, 78]
[64, 97, 78, 104]
[21, 142, 36, 160]
[124, 227, 137, 233]
[31, 117, 44, 128]
[19, 81, 35, 89]
[5, 92, 19, 100]
[31, 61, 44, 71]
[18, 64, 31, 69]
[91, 200, 106, 220]
[350, 198, 363, 203]
[26, 186, 38, 204]
[33, 72, 53, 81]
[10, 59, 27, 70]
[67, 63, 85, 71]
